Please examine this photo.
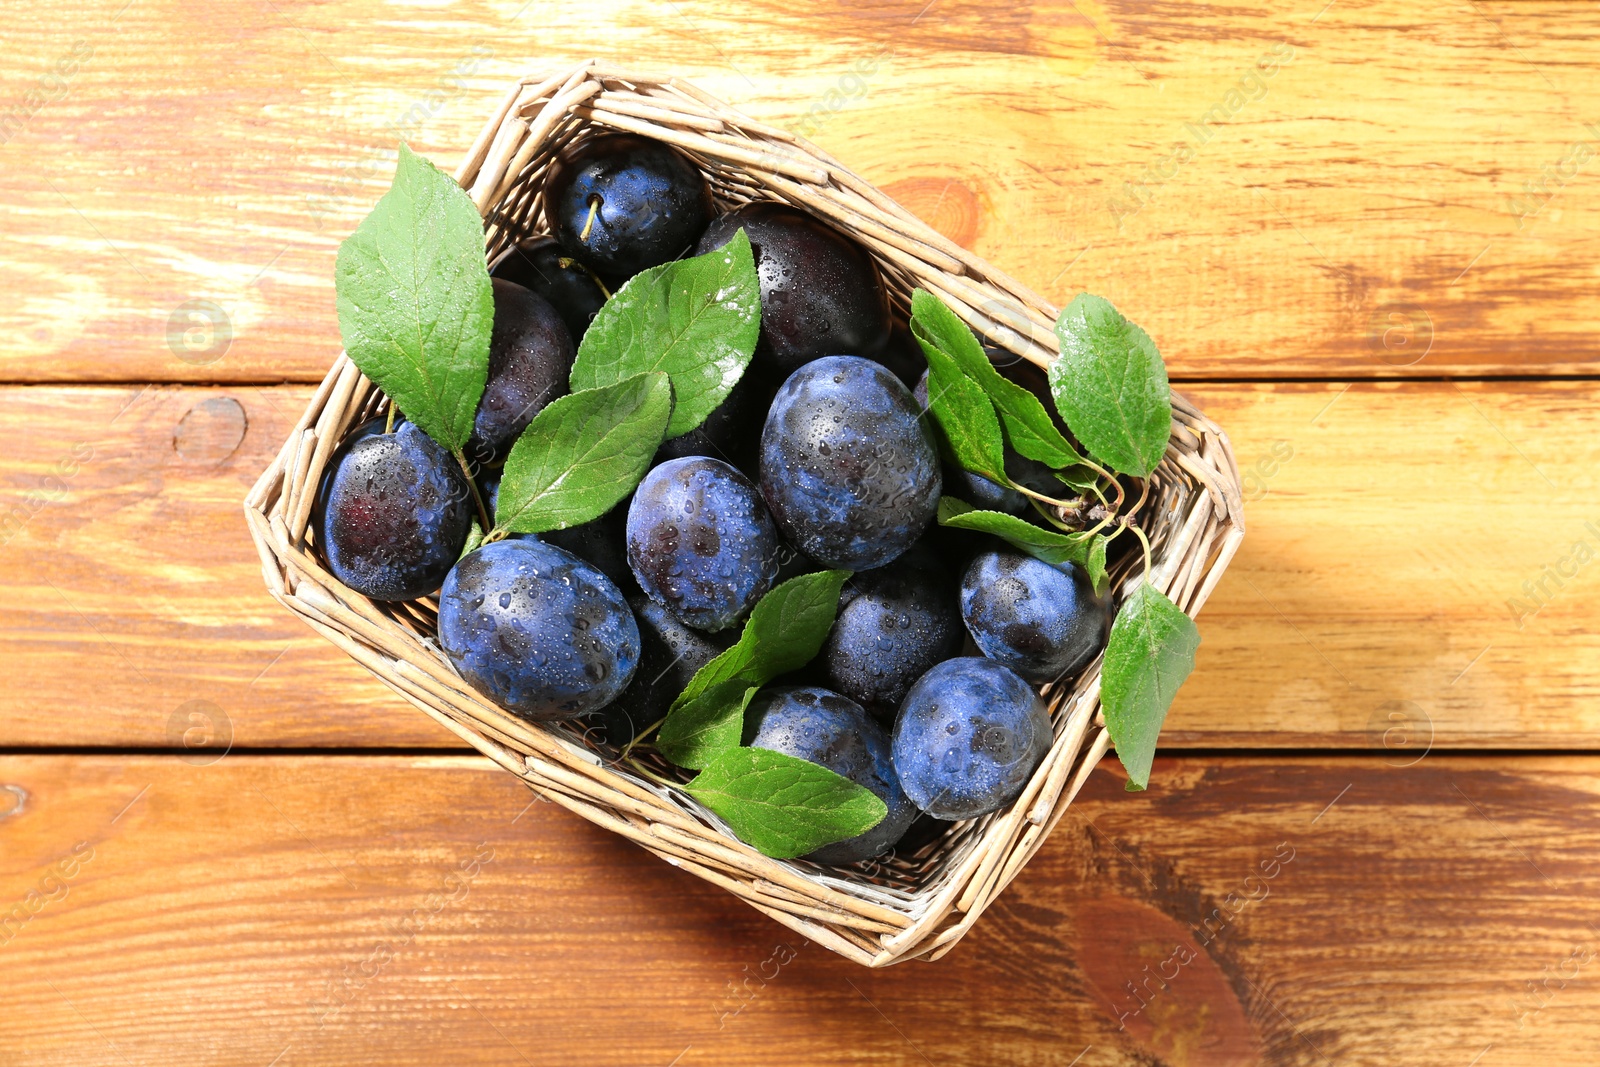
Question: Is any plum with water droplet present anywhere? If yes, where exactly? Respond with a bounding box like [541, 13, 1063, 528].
[822, 544, 963, 717]
[490, 235, 609, 344]
[743, 685, 917, 865]
[959, 551, 1108, 683]
[438, 539, 639, 720]
[694, 202, 891, 376]
[313, 418, 474, 601]
[626, 456, 781, 632]
[891, 657, 1050, 820]
[759, 356, 940, 570]
[465, 279, 575, 468]
[544, 133, 713, 287]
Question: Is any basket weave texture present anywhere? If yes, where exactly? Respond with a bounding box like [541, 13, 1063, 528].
[243, 61, 1247, 967]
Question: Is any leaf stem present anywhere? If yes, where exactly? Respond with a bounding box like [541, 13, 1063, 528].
[625, 756, 679, 790]
[1101, 476, 1151, 542]
[1131, 521, 1154, 583]
[453, 449, 493, 532]
[1126, 475, 1152, 522]
[1079, 455, 1123, 511]
[622, 715, 667, 761]
[383, 404, 396, 435]
[1009, 479, 1073, 510]
[1082, 513, 1115, 539]
[1029, 496, 1074, 531]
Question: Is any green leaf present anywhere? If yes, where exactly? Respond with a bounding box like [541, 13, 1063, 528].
[1050, 293, 1172, 478]
[493, 372, 673, 535]
[686, 747, 888, 858]
[910, 290, 1084, 469]
[1057, 464, 1105, 495]
[672, 570, 851, 712]
[1101, 581, 1200, 790]
[457, 520, 484, 561]
[661, 570, 851, 768]
[920, 343, 1007, 484]
[570, 228, 760, 438]
[1084, 534, 1110, 597]
[658, 683, 758, 771]
[334, 144, 493, 453]
[937, 497, 1101, 569]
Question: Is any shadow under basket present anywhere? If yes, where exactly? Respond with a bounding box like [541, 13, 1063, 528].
[243, 61, 1247, 967]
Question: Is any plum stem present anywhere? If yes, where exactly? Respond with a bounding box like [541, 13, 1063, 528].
[383, 404, 395, 435]
[559, 255, 612, 299]
[452, 449, 493, 532]
[579, 196, 601, 242]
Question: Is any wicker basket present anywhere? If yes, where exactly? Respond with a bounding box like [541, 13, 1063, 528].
[243, 61, 1246, 967]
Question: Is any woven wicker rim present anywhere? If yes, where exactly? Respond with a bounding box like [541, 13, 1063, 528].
[244, 60, 1247, 968]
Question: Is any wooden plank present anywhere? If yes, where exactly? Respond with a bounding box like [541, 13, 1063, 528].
[1, 753, 1595, 1065]
[0, 385, 458, 749]
[4, 382, 1598, 750]
[1169, 379, 1600, 749]
[1, 2, 1597, 382]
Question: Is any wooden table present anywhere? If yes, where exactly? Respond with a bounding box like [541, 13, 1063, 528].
[3, 2, 1597, 1063]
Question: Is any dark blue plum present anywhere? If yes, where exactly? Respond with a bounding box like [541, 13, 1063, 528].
[626, 457, 781, 632]
[694, 203, 891, 375]
[1008, 456, 1073, 506]
[959, 551, 1109, 683]
[438, 539, 639, 721]
[917, 519, 991, 582]
[743, 686, 918, 865]
[891, 657, 1050, 820]
[759, 356, 941, 571]
[465, 278, 575, 467]
[313, 418, 474, 601]
[544, 133, 712, 286]
[581, 594, 734, 748]
[822, 545, 963, 716]
[489, 235, 609, 344]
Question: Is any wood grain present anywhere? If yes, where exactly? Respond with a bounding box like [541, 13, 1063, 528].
[0, 385, 458, 750]
[4, 382, 1597, 749]
[3, 0, 1593, 1054]
[1170, 379, 1600, 749]
[1, 1, 1597, 383]
[1, 753, 1595, 1066]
